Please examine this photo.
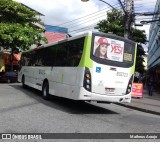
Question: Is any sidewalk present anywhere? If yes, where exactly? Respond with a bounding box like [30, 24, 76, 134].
[116, 87, 160, 116]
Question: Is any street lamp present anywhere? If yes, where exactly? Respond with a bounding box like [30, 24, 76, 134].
[81, 0, 116, 10]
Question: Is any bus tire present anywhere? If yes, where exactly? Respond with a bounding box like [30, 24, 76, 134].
[22, 76, 26, 88]
[7, 79, 11, 83]
[42, 81, 50, 100]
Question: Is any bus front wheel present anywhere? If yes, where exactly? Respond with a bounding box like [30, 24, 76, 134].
[42, 82, 50, 100]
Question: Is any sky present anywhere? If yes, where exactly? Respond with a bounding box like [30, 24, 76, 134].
[15, 0, 158, 51]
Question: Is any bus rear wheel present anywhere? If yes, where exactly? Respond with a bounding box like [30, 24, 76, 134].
[22, 76, 26, 88]
[42, 82, 50, 100]
[7, 79, 11, 83]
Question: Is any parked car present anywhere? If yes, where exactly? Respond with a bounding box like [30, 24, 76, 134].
[0, 71, 18, 83]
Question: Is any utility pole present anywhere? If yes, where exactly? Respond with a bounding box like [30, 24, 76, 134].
[82, 0, 135, 39]
[124, 0, 134, 39]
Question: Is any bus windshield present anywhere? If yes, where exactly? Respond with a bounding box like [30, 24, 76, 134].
[91, 34, 135, 68]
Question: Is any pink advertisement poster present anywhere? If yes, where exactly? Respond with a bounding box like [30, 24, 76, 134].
[94, 36, 124, 62]
[131, 83, 143, 98]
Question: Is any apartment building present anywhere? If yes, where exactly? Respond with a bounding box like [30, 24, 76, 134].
[147, 0, 160, 85]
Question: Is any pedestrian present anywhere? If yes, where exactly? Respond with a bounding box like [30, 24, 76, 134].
[134, 76, 138, 83]
[147, 77, 154, 96]
[94, 37, 110, 59]
[138, 73, 143, 83]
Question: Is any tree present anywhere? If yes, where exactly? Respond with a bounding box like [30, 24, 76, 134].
[131, 29, 146, 74]
[0, 0, 47, 52]
[0, 0, 47, 71]
[95, 10, 124, 37]
[95, 9, 147, 74]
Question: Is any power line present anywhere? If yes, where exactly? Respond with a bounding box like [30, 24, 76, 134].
[99, 0, 117, 10]
[46, 4, 121, 32]
[118, 0, 126, 14]
[45, 3, 121, 27]
[44, 23, 98, 42]
[136, 17, 156, 20]
[65, 11, 112, 29]
[47, 6, 112, 27]
[69, 23, 97, 34]
[45, 0, 157, 41]
[45, 10, 109, 31]
[46, 11, 107, 29]
[44, 3, 125, 42]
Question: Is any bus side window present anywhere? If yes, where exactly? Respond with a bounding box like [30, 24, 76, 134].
[56, 43, 68, 66]
[67, 38, 84, 66]
[34, 49, 43, 66]
[43, 47, 54, 66]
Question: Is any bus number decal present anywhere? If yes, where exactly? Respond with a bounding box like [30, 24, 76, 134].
[116, 72, 128, 77]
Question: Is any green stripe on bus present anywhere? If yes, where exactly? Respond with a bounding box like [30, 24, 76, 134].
[78, 36, 93, 68]
[131, 44, 137, 74]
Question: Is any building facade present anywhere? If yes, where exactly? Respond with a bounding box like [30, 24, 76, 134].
[147, 0, 160, 85]
[20, 3, 46, 49]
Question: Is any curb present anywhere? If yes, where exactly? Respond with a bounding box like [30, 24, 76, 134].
[115, 103, 160, 116]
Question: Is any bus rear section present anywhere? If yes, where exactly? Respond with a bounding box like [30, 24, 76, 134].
[79, 32, 136, 103]
[92, 65, 133, 103]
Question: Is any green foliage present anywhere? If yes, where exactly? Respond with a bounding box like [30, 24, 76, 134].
[0, 0, 47, 52]
[95, 10, 124, 37]
[131, 28, 147, 44]
[0, 0, 39, 24]
[0, 23, 46, 50]
[95, 9, 147, 74]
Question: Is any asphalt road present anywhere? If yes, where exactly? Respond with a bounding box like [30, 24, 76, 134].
[0, 83, 160, 142]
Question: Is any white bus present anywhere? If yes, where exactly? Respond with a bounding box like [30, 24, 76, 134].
[18, 31, 137, 103]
